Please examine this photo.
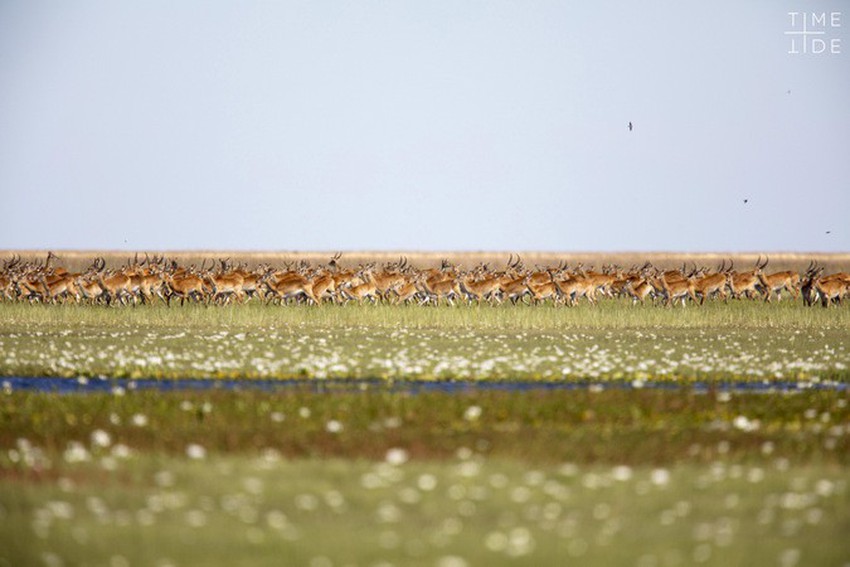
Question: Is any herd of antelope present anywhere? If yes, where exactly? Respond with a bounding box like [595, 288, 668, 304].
[1, 253, 848, 308]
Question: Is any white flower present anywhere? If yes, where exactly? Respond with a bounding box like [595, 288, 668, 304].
[111, 444, 133, 459]
[436, 556, 469, 567]
[650, 468, 671, 487]
[325, 420, 343, 433]
[64, 442, 91, 464]
[131, 413, 148, 427]
[733, 415, 760, 432]
[90, 429, 112, 449]
[385, 448, 409, 466]
[417, 474, 438, 492]
[463, 405, 482, 421]
[186, 444, 207, 460]
[611, 465, 633, 482]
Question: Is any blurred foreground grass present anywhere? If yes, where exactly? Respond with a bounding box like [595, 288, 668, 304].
[1, 388, 849, 566]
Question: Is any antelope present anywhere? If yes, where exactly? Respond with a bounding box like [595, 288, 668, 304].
[755, 258, 800, 302]
[812, 271, 850, 308]
[0, 274, 13, 301]
[417, 271, 462, 306]
[459, 275, 503, 305]
[371, 268, 406, 302]
[264, 273, 320, 305]
[500, 274, 531, 305]
[205, 271, 245, 305]
[421, 259, 455, 287]
[693, 261, 732, 305]
[16, 277, 45, 303]
[553, 274, 598, 306]
[163, 273, 207, 306]
[623, 277, 655, 305]
[201, 260, 245, 304]
[392, 274, 423, 305]
[40, 273, 80, 304]
[75, 276, 106, 304]
[529, 278, 560, 305]
[310, 271, 337, 304]
[341, 270, 379, 305]
[728, 257, 767, 299]
[97, 270, 134, 306]
[655, 269, 698, 307]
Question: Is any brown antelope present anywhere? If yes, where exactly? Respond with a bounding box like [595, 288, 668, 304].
[755, 258, 800, 302]
[205, 272, 245, 304]
[420, 259, 454, 287]
[459, 275, 503, 305]
[97, 270, 134, 306]
[811, 271, 850, 307]
[553, 274, 597, 306]
[624, 277, 655, 305]
[202, 261, 245, 304]
[655, 270, 698, 307]
[729, 257, 767, 300]
[392, 274, 423, 305]
[310, 271, 337, 304]
[75, 275, 106, 304]
[693, 261, 732, 305]
[163, 273, 207, 306]
[40, 274, 80, 304]
[16, 277, 45, 303]
[264, 273, 320, 305]
[500, 274, 531, 305]
[0, 274, 13, 301]
[341, 270, 379, 305]
[529, 278, 560, 305]
[583, 270, 618, 300]
[416, 269, 462, 306]
[371, 269, 406, 302]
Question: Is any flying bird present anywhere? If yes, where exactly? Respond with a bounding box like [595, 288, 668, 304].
[743, 199, 748, 204]
[628, 122, 633, 131]
[826, 230, 832, 234]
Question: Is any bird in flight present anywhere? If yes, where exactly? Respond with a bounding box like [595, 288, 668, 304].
[826, 230, 832, 234]
[628, 122, 633, 131]
[743, 199, 749, 204]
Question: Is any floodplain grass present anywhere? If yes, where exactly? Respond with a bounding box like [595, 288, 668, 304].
[2, 298, 850, 565]
[1, 298, 848, 331]
[2, 455, 849, 567]
[1, 301, 849, 383]
[1, 389, 850, 566]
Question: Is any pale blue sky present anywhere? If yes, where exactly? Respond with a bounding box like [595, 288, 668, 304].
[1, 1, 848, 252]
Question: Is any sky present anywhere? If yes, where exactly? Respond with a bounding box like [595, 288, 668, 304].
[1, 1, 848, 253]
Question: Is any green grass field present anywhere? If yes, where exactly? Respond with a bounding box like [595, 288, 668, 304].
[1, 300, 849, 566]
[1, 301, 849, 383]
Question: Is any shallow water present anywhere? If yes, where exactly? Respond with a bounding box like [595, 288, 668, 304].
[2, 376, 847, 395]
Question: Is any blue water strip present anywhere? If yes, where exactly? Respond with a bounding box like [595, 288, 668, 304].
[1, 376, 846, 395]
